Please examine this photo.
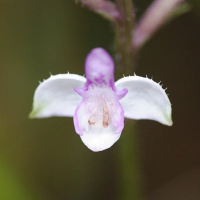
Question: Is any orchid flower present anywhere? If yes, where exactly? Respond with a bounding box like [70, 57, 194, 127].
[29, 48, 172, 152]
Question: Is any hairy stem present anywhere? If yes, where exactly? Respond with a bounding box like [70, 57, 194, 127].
[114, 0, 135, 79]
[113, 1, 143, 200]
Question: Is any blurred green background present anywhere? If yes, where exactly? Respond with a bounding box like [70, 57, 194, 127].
[0, 0, 200, 199]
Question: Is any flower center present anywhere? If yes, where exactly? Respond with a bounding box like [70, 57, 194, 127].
[88, 97, 110, 128]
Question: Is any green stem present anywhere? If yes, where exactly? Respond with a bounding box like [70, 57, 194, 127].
[114, 1, 143, 199]
[117, 120, 143, 200]
[114, 0, 135, 79]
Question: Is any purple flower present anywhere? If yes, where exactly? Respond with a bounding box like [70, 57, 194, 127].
[30, 48, 172, 152]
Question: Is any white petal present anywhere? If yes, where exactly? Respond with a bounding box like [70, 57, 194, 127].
[115, 75, 172, 126]
[29, 74, 86, 118]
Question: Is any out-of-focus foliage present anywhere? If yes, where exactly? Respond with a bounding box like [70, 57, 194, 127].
[0, 0, 200, 199]
[0, 158, 39, 200]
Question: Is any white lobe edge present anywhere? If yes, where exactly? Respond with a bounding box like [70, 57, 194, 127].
[80, 129, 121, 152]
[115, 75, 172, 126]
[29, 74, 86, 118]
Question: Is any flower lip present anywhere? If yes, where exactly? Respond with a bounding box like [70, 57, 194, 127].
[74, 87, 125, 152]
[76, 87, 122, 130]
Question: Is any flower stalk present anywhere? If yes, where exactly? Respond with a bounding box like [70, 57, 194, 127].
[114, 0, 135, 78]
[114, 1, 143, 199]
[117, 120, 143, 200]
